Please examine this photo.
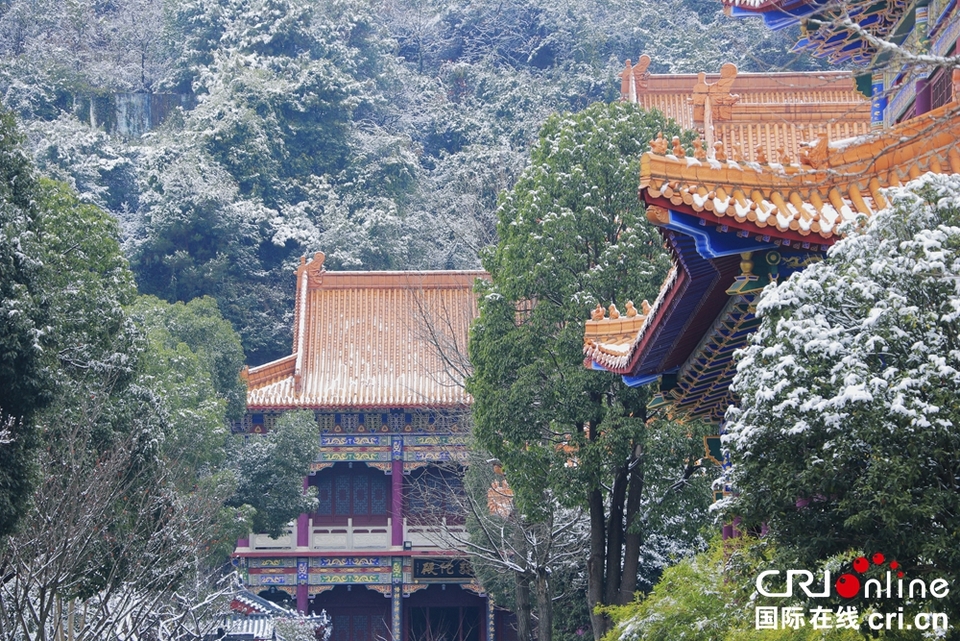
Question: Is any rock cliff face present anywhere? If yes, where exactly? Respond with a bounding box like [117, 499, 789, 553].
[77, 92, 196, 137]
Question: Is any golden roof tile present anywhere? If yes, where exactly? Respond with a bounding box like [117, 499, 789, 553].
[245, 252, 487, 410]
[583, 267, 679, 372]
[640, 101, 960, 242]
[619, 61, 871, 161]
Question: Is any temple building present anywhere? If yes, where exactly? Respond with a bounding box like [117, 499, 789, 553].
[234, 253, 505, 641]
[585, 101, 960, 423]
[584, 0, 960, 451]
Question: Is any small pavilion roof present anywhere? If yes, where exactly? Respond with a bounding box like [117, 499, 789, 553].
[243, 253, 486, 411]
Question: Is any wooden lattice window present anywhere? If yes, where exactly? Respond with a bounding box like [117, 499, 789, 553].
[404, 467, 465, 525]
[313, 464, 390, 525]
[930, 68, 953, 111]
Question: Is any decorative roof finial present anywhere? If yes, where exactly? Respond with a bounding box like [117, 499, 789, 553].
[732, 142, 744, 162]
[591, 304, 606, 321]
[608, 304, 620, 319]
[619, 54, 652, 102]
[755, 144, 767, 164]
[302, 251, 327, 286]
[800, 132, 830, 169]
[651, 131, 667, 155]
[693, 136, 707, 161]
[692, 63, 740, 125]
[672, 136, 685, 158]
[714, 141, 727, 162]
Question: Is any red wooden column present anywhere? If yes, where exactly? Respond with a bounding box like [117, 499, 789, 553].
[296, 559, 308, 614]
[392, 436, 404, 546]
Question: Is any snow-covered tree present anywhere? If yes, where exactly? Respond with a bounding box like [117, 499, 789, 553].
[0, 109, 50, 537]
[724, 172, 960, 620]
[0, 173, 240, 640]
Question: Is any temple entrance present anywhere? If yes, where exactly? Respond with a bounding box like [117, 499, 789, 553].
[310, 586, 390, 641]
[409, 606, 480, 641]
[405, 584, 485, 641]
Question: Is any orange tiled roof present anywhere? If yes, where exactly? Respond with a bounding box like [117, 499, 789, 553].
[641, 100, 960, 243]
[619, 58, 871, 161]
[243, 253, 486, 410]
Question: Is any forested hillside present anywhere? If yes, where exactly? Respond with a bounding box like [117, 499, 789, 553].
[0, 0, 816, 363]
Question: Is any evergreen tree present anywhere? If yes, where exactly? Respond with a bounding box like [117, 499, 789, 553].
[603, 537, 861, 641]
[468, 101, 716, 639]
[0, 109, 49, 536]
[229, 410, 319, 537]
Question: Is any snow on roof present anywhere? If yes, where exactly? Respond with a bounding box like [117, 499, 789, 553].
[219, 614, 275, 640]
[639, 102, 960, 241]
[618, 60, 870, 157]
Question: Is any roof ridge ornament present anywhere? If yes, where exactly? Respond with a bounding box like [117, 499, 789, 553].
[303, 251, 326, 287]
[650, 131, 668, 155]
[800, 132, 830, 169]
[620, 54, 652, 103]
[672, 136, 686, 158]
[693, 63, 740, 157]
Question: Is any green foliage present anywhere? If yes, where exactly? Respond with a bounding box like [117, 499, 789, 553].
[130, 295, 246, 422]
[468, 102, 716, 635]
[470, 100, 692, 516]
[229, 410, 319, 537]
[0, 108, 48, 536]
[32, 178, 145, 457]
[130, 145, 293, 364]
[725, 173, 960, 622]
[604, 537, 862, 641]
[129, 294, 253, 562]
[0, 0, 826, 364]
[191, 54, 358, 202]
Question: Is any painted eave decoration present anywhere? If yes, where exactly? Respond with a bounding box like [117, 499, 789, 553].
[242, 252, 488, 411]
[723, 0, 957, 65]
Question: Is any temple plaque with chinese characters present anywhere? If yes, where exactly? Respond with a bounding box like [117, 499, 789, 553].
[412, 558, 474, 580]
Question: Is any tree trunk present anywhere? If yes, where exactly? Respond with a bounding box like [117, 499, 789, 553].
[515, 572, 534, 641]
[586, 487, 607, 640]
[535, 568, 552, 641]
[618, 446, 644, 603]
[603, 466, 628, 606]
